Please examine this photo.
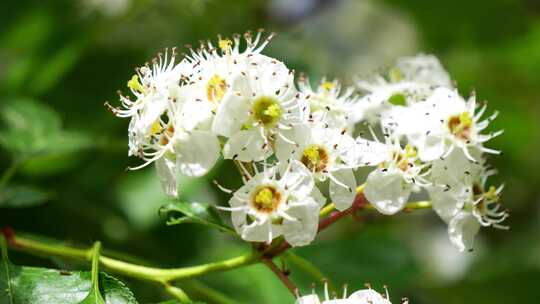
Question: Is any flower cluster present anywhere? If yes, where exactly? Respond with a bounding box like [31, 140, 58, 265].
[109, 31, 506, 251]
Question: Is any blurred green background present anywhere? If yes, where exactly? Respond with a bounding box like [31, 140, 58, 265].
[1, 0, 539, 303]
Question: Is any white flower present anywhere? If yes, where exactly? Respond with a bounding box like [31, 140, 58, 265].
[223, 161, 322, 246]
[353, 53, 452, 124]
[212, 52, 306, 162]
[399, 87, 502, 162]
[362, 138, 430, 215]
[124, 91, 220, 198]
[181, 31, 275, 131]
[107, 49, 187, 156]
[395, 53, 452, 88]
[427, 149, 508, 251]
[297, 77, 358, 130]
[345, 289, 392, 304]
[447, 210, 481, 252]
[296, 286, 394, 304]
[275, 125, 358, 211]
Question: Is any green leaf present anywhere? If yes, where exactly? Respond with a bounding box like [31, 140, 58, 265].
[0, 239, 138, 304]
[159, 201, 235, 235]
[29, 42, 84, 95]
[0, 99, 92, 174]
[0, 184, 51, 208]
[0, 99, 61, 157]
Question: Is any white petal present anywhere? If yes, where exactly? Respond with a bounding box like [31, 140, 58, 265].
[138, 95, 168, 131]
[396, 53, 452, 88]
[329, 169, 357, 211]
[348, 289, 390, 304]
[180, 98, 213, 131]
[239, 218, 274, 243]
[282, 160, 315, 201]
[416, 134, 447, 162]
[296, 295, 321, 304]
[364, 169, 411, 215]
[430, 148, 483, 187]
[310, 186, 327, 208]
[355, 138, 387, 166]
[223, 129, 271, 162]
[248, 54, 292, 96]
[274, 124, 311, 162]
[212, 75, 250, 137]
[283, 200, 320, 247]
[155, 156, 177, 198]
[448, 211, 481, 252]
[322, 300, 349, 304]
[427, 186, 461, 223]
[175, 130, 220, 177]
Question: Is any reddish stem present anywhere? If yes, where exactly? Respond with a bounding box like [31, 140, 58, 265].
[262, 258, 298, 296]
[1, 227, 16, 246]
[267, 193, 367, 257]
[317, 193, 367, 232]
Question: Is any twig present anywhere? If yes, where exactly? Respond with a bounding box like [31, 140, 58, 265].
[261, 258, 298, 297]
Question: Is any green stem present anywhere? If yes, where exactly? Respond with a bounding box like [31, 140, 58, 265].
[322, 200, 432, 217]
[164, 283, 192, 304]
[320, 184, 365, 218]
[181, 280, 238, 304]
[9, 235, 259, 283]
[363, 200, 433, 211]
[88, 242, 105, 302]
[1, 238, 14, 303]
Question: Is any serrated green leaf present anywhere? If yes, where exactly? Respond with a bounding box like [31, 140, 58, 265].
[0, 98, 61, 157]
[159, 201, 235, 235]
[0, 99, 60, 150]
[0, 99, 92, 174]
[0, 239, 138, 304]
[0, 184, 50, 208]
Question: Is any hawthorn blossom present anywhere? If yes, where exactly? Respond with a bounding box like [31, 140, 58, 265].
[108, 31, 507, 256]
[428, 149, 508, 251]
[181, 31, 275, 131]
[213, 52, 306, 162]
[362, 136, 430, 215]
[107, 49, 188, 156]
[275, 125, 359, 211]
[297, 77, 358, 130]
[398, 87, 502, 162]
[296, 285, 396, 304]
[353, 54, 452, 123]
[223, 161, 323, 246]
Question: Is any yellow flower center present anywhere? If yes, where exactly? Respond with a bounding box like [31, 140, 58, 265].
[472, 184, 500, 214]
[252, 96, 282, 126]
[127, 75, 145, 94]
[301, 145, 329, 172]
[484, 185, 499, 202]
[322, 81, 334, 91]
[252, 186, 281, 213]
[206, 75, 228, 103]
[388, 67, 403, 82]
[386, 145, 417, 172]
[448, 112, 473, 141]
[218, 39, 233, 52]
[150, 121, 162, 135]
